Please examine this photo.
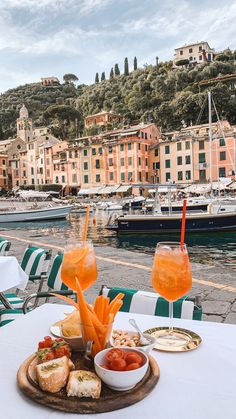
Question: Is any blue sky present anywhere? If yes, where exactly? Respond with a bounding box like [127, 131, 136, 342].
[0, 0, 236, 93]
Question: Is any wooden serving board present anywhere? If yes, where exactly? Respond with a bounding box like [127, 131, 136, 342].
[17, 352, 160, 414]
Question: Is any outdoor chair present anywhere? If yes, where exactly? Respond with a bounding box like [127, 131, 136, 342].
[0, 238, 11, 255]
[0, 245, 52, 312]
[100, 286, 202, 320]
[0, 252, 75, 327]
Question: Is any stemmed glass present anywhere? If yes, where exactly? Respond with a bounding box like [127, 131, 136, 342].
[151, 241, 192, 348]
[61, 239, 98, 291]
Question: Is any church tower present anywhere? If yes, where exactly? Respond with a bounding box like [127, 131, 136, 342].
[17, 104, 33, 141]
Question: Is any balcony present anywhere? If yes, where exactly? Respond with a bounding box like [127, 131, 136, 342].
[195, 163, 208, 169]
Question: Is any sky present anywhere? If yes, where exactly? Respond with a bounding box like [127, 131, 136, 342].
[0, 0, 236, 93]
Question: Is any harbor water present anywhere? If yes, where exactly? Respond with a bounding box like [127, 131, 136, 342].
[1, 210, 236, 270]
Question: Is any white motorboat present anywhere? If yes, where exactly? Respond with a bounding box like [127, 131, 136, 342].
[0, 204, 73, 223]
[105, 203, 123, 211]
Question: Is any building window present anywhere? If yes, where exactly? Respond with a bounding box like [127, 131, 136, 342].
[2, 170, 6, 177]
[62, 175, 65, 183]
[199, 140, 205, 150]
[46, 169, 50, 177]
[92, 148, 96, 155]
[199, 170, 206, 180]
[120, 144, 124, 151]
[128, 143, 132, 150]
[177, 156, 182, 165]
[138, 157, 141, 166]
[186, 170, 191, 180]
[146, 172, 148, 181]
[84, 162, 88, 170]
[220, 151, 226, 161]
[154, 148, 158, 156]
[2, 159, 5, 165]
[199, 153, 206, 163]
[199, 55, 202, 61]
[166, 172, 171, 181]
[108, 146, 113, 153]
[72, 174, 77, 183]
[219, 167, 226, 177]
[69, 151, 72, 158]
[128, 172, 133, 181]
[189, 48, 193, 53]
[46, 158, 50, 165]
[96, 174, 100, 183]
[189, 56, 193, 61]
[219, 138, 225, 147]
[121, 173, 125, 182]
[178, 171, 183, 181]
[121, 158, 125, 166]
[185, 155, 191, 164]
[138, 143, 141, 150]
[199, 46, 202, 51]
[98, 147, 102, 155]
[138, 172, 142, 181]
[109, 172, 114, 181]
[145, 158, 148, 166]
[84, 175, 89, 183]
[127, 157, 131, 165]
[145, 144, 148, 151]
[95, 159, 100, 169]
[109, 158, 113, 166]
[180, 50, 183, 55]
[72, 162, 76, 169]
[177, 142, 182, 151]
[185, 141, 190, 149]
[31, 167, 34, 175]
[55, 176, 59, 183]
[83, 149, 87, 156]
[32, 179, 34, 185]
[41, 158, 43, 164]
[75, 151, 78, 158]
[165, 145, 170, 154]
[165, 159, 170, 168]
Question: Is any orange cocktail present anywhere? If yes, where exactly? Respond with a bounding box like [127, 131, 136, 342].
[152, 243, 192, 302]
[61, 240, 98, 291]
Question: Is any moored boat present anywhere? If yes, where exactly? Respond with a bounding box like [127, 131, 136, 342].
[0, 205, 73, 223]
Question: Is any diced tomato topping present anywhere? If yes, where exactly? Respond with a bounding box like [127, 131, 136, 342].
[125, 362, 140, 371]
[38, 341, 46, 349]
[45, 352, 55, 361]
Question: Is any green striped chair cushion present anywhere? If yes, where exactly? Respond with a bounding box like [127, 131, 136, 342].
[101, 287, 202, 320]
[0, 293, 24, 310]
[0, 239, 11, 254]
[21, 246, 50, 277]
[47, 253, 68, 291]
[0, 309, 24, 327]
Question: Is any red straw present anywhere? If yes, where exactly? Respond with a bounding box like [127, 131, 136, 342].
[180, 199, 187, 247]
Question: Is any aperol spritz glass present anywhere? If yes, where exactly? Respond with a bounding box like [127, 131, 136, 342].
[61, 239, 98, 291]
[151, 242, 192, 348]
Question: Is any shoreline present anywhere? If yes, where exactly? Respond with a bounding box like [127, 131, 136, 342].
[1, 229, 236, 324]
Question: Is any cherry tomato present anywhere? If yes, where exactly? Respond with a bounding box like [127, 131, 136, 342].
[38, 341, 46, 349]
[109, 358, 127, 371]
[125, 352, 143, 366]
[45, 352, 55, 361]
[125, 362, 140, 371]
[105, 348, 124, 363]
[100, 364, 110, 370]
[55, 338, 63, 342]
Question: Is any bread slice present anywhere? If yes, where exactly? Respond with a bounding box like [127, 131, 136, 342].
[36, 356, 70, 393]
[67, 370, 101, 399]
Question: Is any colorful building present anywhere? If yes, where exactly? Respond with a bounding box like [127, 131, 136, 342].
[174, 41, 215, 65]
[84, 111, 123, 128]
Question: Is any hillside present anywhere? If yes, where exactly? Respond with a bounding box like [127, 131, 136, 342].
[1, 52, 236, 140]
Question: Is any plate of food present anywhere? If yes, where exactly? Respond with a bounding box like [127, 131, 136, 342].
[17, 336, 160, 413]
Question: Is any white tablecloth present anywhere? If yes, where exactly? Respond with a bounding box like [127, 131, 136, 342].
[0, 304, 235, 419]
[0, 256, 28, 292]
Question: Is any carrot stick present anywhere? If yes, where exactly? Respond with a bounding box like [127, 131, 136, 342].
[109, 299, 123, 317]
[83, 205, 90, 241]
[50, 293, 80, 310]
[108, 293, 124, 312]
[86, 303, 106, 333]
[102, 297, 110, 323]
[94, 295, 104, 322]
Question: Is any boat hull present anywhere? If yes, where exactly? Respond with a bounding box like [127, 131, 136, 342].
[0, 205, 73, 223]
[107, 212, 236, 234]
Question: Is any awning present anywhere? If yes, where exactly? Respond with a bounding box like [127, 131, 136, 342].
[226, 181, 236, 190]
[120, 131, 138, 137]
[78, 187, 103, 195]
[78, 188, 90, 195]
[98, 184, 120, 194]
[148, 187, 177, 193]
[116, 185, 132, 193]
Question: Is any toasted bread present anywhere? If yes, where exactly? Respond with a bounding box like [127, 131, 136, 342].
[67, 370, 101, 399]
[61, 310, 81, 337]
[36, 356, 69, 393]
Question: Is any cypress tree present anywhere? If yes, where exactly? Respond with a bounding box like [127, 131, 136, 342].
[95, 72, 99, 83]
[124, 57, 129, 75]
[101, 72, 106, 81]
[134, 56, 137, 71]
[114, 63, 120, 76]
[110, 67, 114, 79]
[156, 56, 159, 67]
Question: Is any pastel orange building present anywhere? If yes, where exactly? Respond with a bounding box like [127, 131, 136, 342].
[85, 111, 123, 128]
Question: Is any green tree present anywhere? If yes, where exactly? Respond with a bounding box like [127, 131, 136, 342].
[110, 67, 114, 79]
[101, 72, 106, 81]
[63, 73, 79, 84]
[134, 56, 137, 71]
[43, 105, 80, 139]
[95, 73, 99, 83]
[114, 64, 120, 76]
[124, 57, 129, 75]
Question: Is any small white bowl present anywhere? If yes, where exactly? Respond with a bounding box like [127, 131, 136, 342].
[60, 334, 84, 351]
[94, 347, 149, 391]
[110, 329, 157, 353]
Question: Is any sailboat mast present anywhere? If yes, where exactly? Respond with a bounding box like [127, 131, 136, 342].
[208, 91, 213, 187]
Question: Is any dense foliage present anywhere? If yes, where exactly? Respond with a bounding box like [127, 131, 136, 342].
[1, 52, 236, 140]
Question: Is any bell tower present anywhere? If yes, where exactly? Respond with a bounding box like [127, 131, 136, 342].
[17, 104, 33, 141]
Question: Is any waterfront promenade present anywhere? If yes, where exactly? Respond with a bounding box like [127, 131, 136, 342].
[1, 229, 236, 324]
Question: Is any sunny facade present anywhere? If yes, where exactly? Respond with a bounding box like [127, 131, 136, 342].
[174, 41, 215, 65]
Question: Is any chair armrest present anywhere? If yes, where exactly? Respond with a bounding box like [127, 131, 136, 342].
[29, 275, 46, 281]
[0, 292, 13, 309]
[22, 290, 76, 314]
